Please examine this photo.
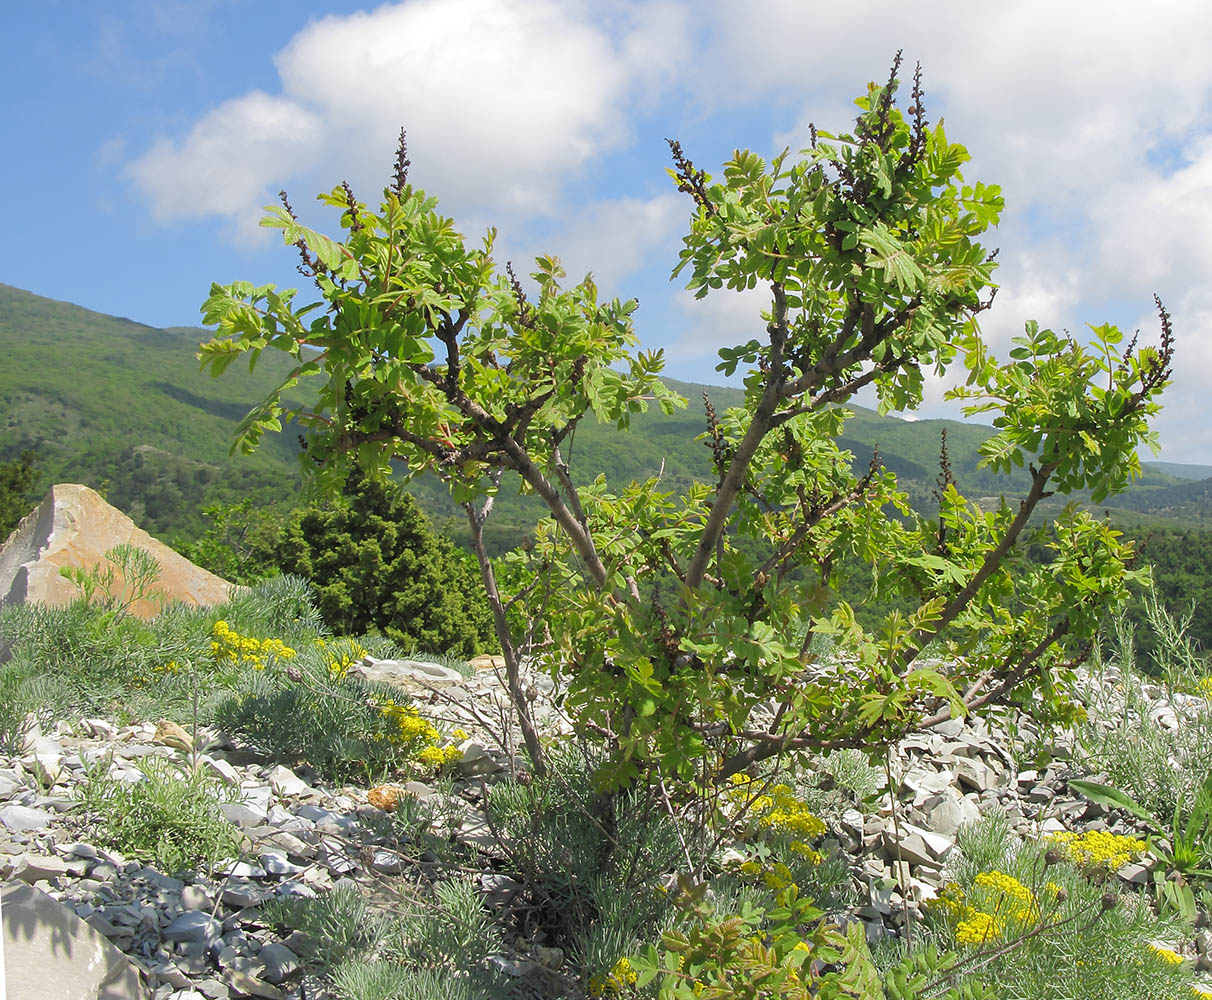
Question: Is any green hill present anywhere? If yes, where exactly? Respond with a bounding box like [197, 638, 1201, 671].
[2, 281, 1210, 548]
[0, 283, 308, 536]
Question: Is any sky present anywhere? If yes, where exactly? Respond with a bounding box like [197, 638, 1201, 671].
[5, 1, 1212, 463]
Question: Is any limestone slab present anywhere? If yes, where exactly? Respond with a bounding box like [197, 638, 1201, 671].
[2, 880, 145, 1000]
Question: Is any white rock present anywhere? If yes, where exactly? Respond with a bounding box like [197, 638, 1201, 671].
[266, 765, 311, 798]
[0, 804, 53, 831]
[199, 755, 240, 786]
[353, 657, 466, 690]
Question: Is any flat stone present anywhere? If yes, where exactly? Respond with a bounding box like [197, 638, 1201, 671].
[181, 885, 213, 910]
[901, 765, 953, 802]
[153, 720, 194, 752]
[273, 880, 316, 899]
[79, 719, 118, 740]
[458, 809, 497, 849]
[221, 861, 267, 879]
[257, 852, 304, 876]
[54, 841, 99, 860]
[369, 849, 407, 874]
[0, 804, 53, 832]
[256, 942, 300, 983]
[2, 880, 145, 1000]
[917, 788, 980, 837]
[455, 742, 503, 777]
[223, 970, 284, 999]
[199, 757, 240, 787]
[221, 884, 268, 909]
[150, 960, 192, 989]
[266, 766, 311, 799]
[220, 802, 268, 828]
[954, 758, 998, 793]
[352, 657, 465, 690]
[882, 822, 953, 867]
[257, 831, 314, 859]
[162, 910, 223, 945]
[9, 852, 78, 883]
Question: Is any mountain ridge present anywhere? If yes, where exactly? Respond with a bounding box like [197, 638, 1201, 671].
[2, 281, 1211, 542]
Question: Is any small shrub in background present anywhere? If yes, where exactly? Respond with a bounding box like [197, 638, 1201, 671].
[214, 574, 328, 653]
[173, 498, 284, 585]
[76, 754, 243, 875]
[482, 745, 684, 987]
[0, 659, 55, 754]
[276, 470, 495, 657]
[0, 597, 205, 722]
[261, 884, 387, 972]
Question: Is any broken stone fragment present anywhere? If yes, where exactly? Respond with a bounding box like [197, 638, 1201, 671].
[153, 720, 194, 752]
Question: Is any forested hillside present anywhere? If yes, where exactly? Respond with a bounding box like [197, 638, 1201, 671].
[2, 281, 1211, 656]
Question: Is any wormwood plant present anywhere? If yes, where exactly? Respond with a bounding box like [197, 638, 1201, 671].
[75, 753, 243, 875]
[58, 542, 171, 618]
[1076, 601, 1212, 836]
[213, 634, 462, 784]
[263, 879, 507, 1000]
[201, 56, 1174, 990]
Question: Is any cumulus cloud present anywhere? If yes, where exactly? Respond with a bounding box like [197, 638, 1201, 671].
[504, 192, 686, 297]
[128, 0, 689, 241]
[129, 92, 324, 234]
[666, 284, 772, 369]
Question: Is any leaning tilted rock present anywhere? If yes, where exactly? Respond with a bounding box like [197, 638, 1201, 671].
[3, 880, 146, 1000]
[0, 483, 240, 619]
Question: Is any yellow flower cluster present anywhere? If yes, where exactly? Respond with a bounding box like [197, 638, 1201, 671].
[375, 698, 463, 770]
[1046, 829, 1146, 871]
[1199, 677, 1212, 698]
[378, 698, 440, 744]
[314, 637, 368, 679]
[416, 744, 463, 768]
[728, 775, 827, 839]
[588, 957, 638, 997]
[762, 862, 799, 894]
[973, 870, 1036, 921]
[789, 840, 824, 864]
[1149, 944, 1185, 965]
[210, 620, 296, 670]
[938, 871, 1037, 948]
[955, 910, 1001, 946]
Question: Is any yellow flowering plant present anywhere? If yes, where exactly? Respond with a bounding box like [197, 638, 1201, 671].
[210, 619, 297, 672]
[1068, 776, 1212, 878]
[1045, 829, 1147, 872]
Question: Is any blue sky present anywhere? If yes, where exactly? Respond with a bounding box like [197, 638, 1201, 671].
[5, 1, 1212, 462]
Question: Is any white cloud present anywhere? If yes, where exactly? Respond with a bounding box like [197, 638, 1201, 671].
[128, 0, 689, 241]
[128, 91, 324, 236]
[667, 284, 772, 369]
[1088, 138, 1212, 297]
[507, 192, 686, 297]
